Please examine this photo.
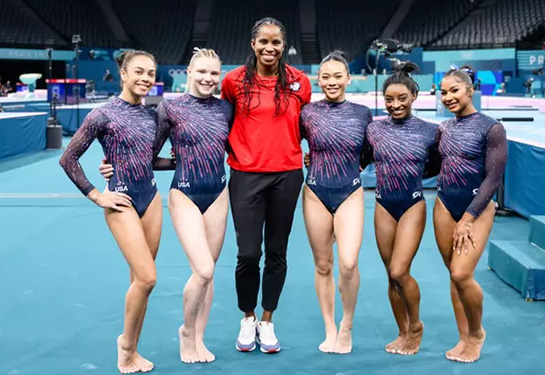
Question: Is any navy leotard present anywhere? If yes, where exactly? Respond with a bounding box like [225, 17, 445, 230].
[437, 112, 508, 221]
[60, 97, 168, 217]
[155, 94, 233, 214]
[300, 99, 372, 214]
[364, 116, 439, 221]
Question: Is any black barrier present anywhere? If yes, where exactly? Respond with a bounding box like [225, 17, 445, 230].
[46, 118, 62, 149]
[498, 117, 534, 121]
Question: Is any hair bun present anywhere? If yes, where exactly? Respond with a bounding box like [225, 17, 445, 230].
[115, 51, 127, 68]
[330, 50, 346, 59]
[459, 64, 476, 83]
[396, 61, 420, 74]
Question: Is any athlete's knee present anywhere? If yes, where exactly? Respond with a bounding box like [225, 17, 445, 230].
[450, 267, 473, 287]
[339, 260, 358, 278]
[195, 264, 215, 285]
[135, 269, 157, 293]
[389, 266, 411, 285]
[315, 258, 333, 277]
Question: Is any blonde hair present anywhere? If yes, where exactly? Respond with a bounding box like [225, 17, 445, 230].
[186, 48, 221, 92]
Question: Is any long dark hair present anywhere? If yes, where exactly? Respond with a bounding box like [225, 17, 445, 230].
[383, 61, 420, 96]
[242, 17, 290, 116]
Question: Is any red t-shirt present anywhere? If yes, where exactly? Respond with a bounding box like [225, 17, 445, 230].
[221, 65, 312, 172]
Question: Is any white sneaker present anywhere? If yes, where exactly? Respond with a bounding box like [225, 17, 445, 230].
[256, 321, 281, 353]
[235, 316, 257, 352]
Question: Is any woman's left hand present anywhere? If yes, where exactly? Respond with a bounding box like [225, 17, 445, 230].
[453, 218, 477, 256]
[303, 152, 311, 168]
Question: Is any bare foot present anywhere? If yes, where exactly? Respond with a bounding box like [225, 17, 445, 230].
[179, 325, 199, 364]
[453, 328, 486, 363]
[318, 329, 337, 353]
[385, 335, 405, 354]
[135, 354, 154, 372]
[445, 339, 467, 361]
[196, 339, 215, 363]
[334, 322, 352, 354]
[398, 322, 424, 355]
[117, 335, 141, 374]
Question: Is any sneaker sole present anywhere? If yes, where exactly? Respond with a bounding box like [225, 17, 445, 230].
[259, 345, 281, 354]
[235, 342, 256, 352]
[256, 336, 281, 353]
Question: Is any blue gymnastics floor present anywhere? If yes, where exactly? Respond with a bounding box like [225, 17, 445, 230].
[1, 136, 544, 375]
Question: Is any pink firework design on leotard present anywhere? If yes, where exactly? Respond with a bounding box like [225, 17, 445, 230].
[61, 97, 157, 195]
[437, 112, 497, 193]
[300, 100, 371, 188]
[156, 94, 232, 190]
[367, 116, 438, 198]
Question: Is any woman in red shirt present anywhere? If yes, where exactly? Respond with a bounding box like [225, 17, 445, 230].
[221, 17, 311, 353]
